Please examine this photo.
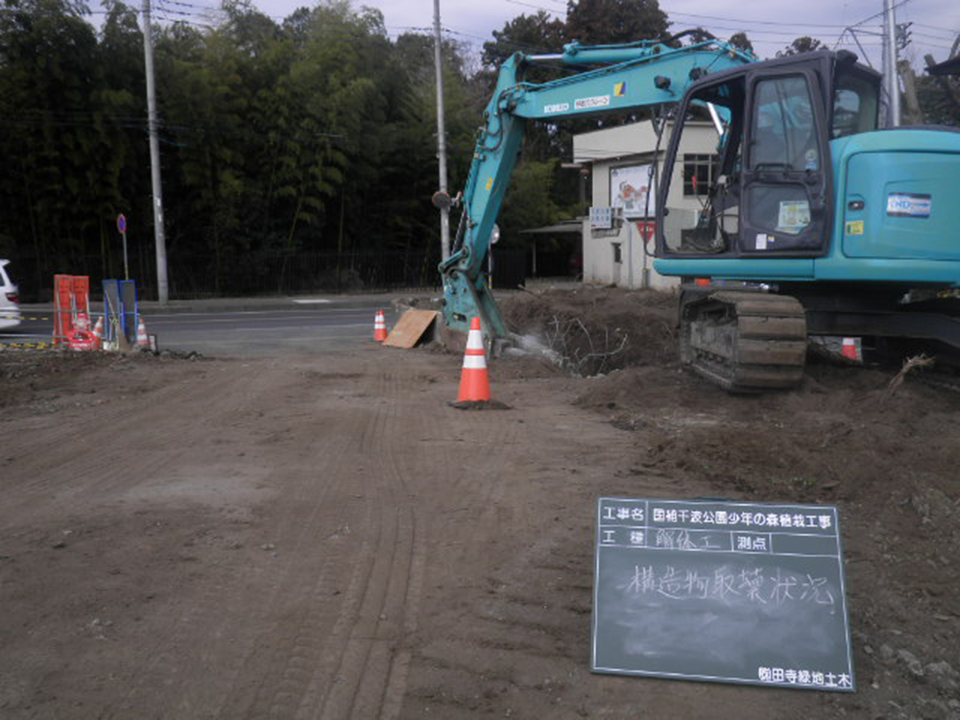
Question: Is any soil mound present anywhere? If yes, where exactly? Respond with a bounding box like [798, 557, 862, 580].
[500, 287, 677, 375]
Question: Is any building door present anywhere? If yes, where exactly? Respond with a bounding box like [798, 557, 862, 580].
[612, 242, 623, 286]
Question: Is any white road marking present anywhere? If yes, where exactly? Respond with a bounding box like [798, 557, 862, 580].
[145, 308, 375, 320]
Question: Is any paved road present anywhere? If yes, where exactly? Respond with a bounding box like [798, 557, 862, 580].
[0, 297, 404, 355]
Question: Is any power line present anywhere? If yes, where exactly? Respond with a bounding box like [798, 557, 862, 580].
[911, 22, 960, 38]
[664, 8, 868, 30]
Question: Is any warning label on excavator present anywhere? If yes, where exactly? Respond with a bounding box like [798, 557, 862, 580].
[845, 220, 864, 236]
[592, 497, 855, 692]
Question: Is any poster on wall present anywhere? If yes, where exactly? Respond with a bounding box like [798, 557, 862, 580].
[611, 164, 656, 219]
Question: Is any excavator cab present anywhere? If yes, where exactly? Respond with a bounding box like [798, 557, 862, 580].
[654, 52, 888, 393]
[657, 51, 880, 262]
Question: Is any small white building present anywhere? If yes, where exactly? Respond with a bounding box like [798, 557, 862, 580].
[573, 120, 720, 289]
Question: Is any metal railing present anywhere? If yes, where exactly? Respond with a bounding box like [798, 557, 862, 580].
[6, 247, 574, 301]
[6, 249, 443, 302]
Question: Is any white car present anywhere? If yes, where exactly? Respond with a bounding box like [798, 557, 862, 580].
[0, 260, 22, 330]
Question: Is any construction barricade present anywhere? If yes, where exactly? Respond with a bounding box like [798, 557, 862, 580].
[53, 274, 90, 346]
[102, 279, 139, 349]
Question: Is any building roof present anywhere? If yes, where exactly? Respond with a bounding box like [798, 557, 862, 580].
[927, 56, 960, 76]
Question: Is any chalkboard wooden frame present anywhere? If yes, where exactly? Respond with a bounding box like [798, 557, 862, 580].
[592, 497, 855, 692]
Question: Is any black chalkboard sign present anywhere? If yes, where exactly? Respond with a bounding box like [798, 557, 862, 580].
[592, 497, 855, 692]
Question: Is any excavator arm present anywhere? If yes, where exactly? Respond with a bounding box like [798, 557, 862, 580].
[439, 38, 754, 338]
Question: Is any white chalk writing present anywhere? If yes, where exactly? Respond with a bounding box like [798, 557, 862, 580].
[625, 565, 836, 611]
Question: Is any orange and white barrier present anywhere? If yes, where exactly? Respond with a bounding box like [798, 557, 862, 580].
[841, 337, 861, 362]
[457, 317, 491, 402]
[67, 311, 98, 351]
[136, 316, 150, 348]
[91, 316, 104, 349]
[374, 310, 388, 342]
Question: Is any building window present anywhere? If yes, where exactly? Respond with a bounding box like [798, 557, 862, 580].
[683, 154, 717, 197]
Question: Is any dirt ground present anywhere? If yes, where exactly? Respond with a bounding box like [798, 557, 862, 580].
[1, 287, 958, 720]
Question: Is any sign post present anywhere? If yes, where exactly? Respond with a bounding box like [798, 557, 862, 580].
[592, 497, 855, 692]
[117, 213, 129, 280]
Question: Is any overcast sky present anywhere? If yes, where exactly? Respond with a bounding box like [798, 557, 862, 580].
[142, 0, 959, 71]
[236, 0, 959, 69]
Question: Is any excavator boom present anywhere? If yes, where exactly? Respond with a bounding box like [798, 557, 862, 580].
[439, 39, 753, 337]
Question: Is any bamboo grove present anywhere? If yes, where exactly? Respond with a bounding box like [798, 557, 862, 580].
[0, 0, 489, 297]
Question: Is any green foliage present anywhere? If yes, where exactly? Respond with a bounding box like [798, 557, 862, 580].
[498, 159, 565, 244]
[728, 32, 754, 55]
[0, 0, 796, 296]
[0, 0, 493, 295]
[917, 74, 960, 126]
[0, 0, 107, 279]
[481, 10, 565, 69]
[778, 36, 824, 57]
[565, 0, 669, 46]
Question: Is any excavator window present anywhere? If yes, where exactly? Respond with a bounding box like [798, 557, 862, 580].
[750, 75, 818, 174]
[659, 61, 831, 259]
[738, 67, 830, 254]
[745, 74, 818, 237]
[832, 67, 879, 138]
[659, 77, 746, 256]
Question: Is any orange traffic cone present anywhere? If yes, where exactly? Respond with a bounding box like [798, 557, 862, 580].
[841, 337, 860, 362]
[374, 310, 388, 342]
[457, 317, 491, 402]
[136, 316, 150, 348]
[91, 316, 104, 349]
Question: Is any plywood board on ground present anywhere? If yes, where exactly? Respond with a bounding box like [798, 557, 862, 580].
[383, 309, 439, 348]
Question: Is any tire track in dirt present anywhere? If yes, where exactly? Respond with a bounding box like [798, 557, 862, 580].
[209, 362, 382, 719]
[4, 358, 217, 455]
[329, 363, 523, 719]
[204, 353, 432, 720]
[397, 395, 623, 717]
[1, 360, 281, 720]
[1, 361, 267, 531]
[101, 361, 304, 719]
[221, 474, 372, 719]
[109, 362, 389, 719]
[310, 367, 422, 719]
[370, 369, 455, 720]
[372, 368, 459, 720]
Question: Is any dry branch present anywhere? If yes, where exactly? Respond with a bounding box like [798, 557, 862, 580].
[885, 354, 935, 398]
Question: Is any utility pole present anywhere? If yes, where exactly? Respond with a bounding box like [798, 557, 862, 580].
[883, 0, 901, 127]
[142, 0, 169, 304]
[899, 60, 923, 125]
[433, 0, 451, 262]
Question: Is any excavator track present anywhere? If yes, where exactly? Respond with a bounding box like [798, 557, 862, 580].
[679, 290, 807, 393]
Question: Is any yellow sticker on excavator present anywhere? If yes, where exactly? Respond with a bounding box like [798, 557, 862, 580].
[845, 220, 864, 236]
[485, 178, 494, 191]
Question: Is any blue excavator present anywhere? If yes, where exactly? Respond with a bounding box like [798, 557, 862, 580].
[438, 35, 960, 392]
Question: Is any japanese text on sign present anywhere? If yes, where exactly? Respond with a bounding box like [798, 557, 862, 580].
[592, 497, 855, 692]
